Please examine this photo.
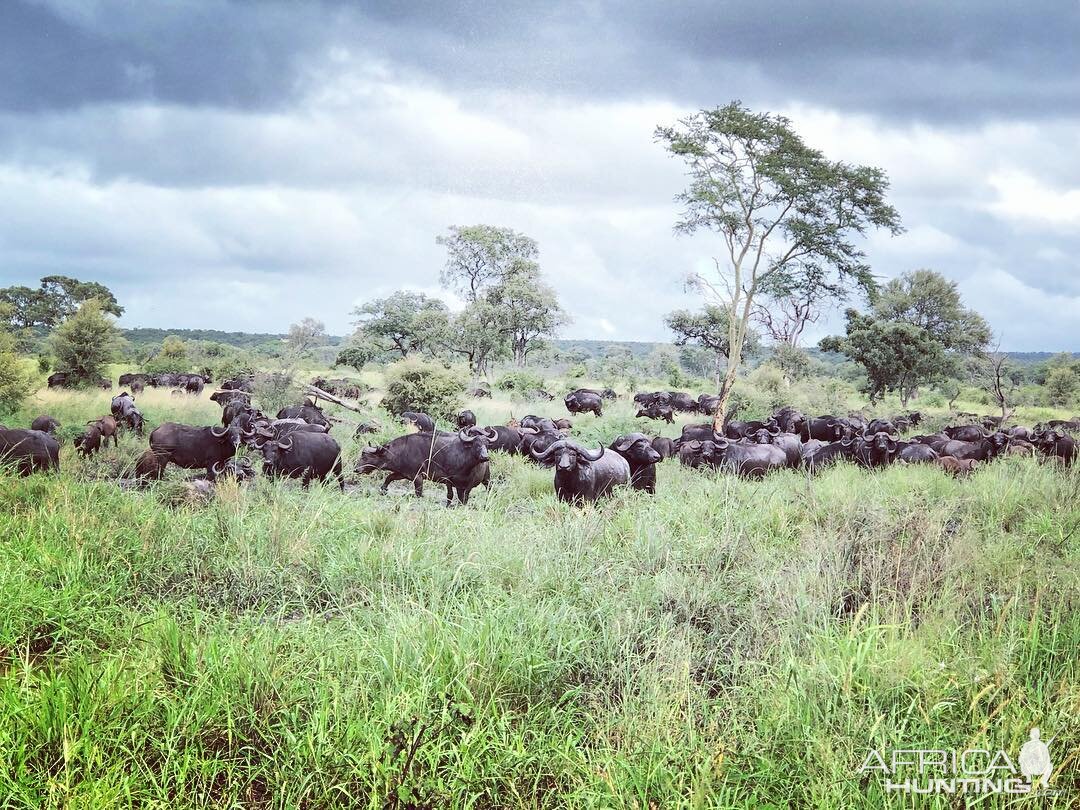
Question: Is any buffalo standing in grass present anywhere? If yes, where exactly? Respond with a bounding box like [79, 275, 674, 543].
[260, 432, 345, 490]
[30, 415, 60, 435]
[710, 437, 787, 478]
[277, 401, 331, 430]
[143, 423, 244, 479]
[650, 436, 677, 460]
[356, 428, 496, 505]
[564, 389, 603, 417]
[636, 404, 674, 423]
[530, 439, 630, 504]
[609, 433, 662, 493]
[0, 428, 60, 475]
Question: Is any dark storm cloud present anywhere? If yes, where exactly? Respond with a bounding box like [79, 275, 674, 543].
[4, 1, 1079, 120]
[1, 1, 1079, 348]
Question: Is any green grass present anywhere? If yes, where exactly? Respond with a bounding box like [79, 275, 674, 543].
[0, 384, 1078, 807]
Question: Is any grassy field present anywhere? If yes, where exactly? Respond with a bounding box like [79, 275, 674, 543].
[0, 378, 1078, 807]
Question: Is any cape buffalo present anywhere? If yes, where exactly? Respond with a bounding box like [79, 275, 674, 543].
[277, 401, 331, 430]
[609, 433, 662, 493]
[356, 428, 495, 505]
[400, 411, 437, 432]
[30, 415, 60, 435]
[854, 431, 900, 468]
[144, 423, 244, 479]
[456, 410, 477, 429]
[711, 437, 787, 478]
[898, 442, 939, 463]
[564, 390, 603, 417]
[636, 404, 674, 423]
[651, 436, 676, 460]
[260, 432, 345, 490]
[0, 428, 60, 475]
[1031, 429, 1076, 465]
[530, 440, 630, 504]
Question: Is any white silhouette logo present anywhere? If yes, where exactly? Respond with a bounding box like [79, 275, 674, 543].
[1018, 727, 1052, 788]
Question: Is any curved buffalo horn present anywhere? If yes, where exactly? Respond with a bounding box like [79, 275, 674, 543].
[614, 435, 634, 452]
[768, 425, 781, 435]
[686, 440, 702, 450]
[578, 443, 605, 462]
[861, 429, 872, 440]
[713, 437, 730, 449]
[840, 437, 853, 446]
[278, 435, 294, 451]
[483, 427, 498, 442]
[211, 461, 225, 475]
[529, 439, 566, 462]
[241, 426, 256, 438]
[210, 425, 229, 437]
[458, 428, 475, 443]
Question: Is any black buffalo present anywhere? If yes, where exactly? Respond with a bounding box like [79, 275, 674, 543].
[636, 404, 674, 423]
[0, 428, 60, 475]
[609, 433, 662, 493]
[277, 401, 331, 430]
[144, 423, 243, 479]
[667, 392, 698, 412]
[711, 437, 787, 478]
[260, 432, 344, 490]
[401, 411, 436, 432]
[854, 431, 900, 468]
[529, 440, 630, 504]
[356, 429, 495, 505]
[456, 410, 477, 429]
[30, 415, 60, 435]
[1031, 429, 1075, 465]
[650, 436, 677, 460]
[564, 390, 603, 417]
[483, 425, 525, 454]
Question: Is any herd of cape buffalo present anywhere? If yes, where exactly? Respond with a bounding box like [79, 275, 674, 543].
[1, 378, 1076, 505]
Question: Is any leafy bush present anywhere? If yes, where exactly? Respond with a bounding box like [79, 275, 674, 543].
[251, 371, 301, 416]
[0, 350, 31, 414]
[49, 299, 123, 384]
[143, 336, 190, 375]
[381, 358, 465, 420]
[495, 370, 546, 393]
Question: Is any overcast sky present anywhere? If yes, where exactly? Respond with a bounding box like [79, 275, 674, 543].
[2, 1, 1079, 350]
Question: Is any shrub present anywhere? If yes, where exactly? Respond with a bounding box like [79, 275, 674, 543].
[0, 350, 31, 413]
[381, 358, 465, 420]
[143, 336, 190, 375]
[252, 370, 301, 416]
[495, 370, 546, 393]
[49, 299, 123, 385]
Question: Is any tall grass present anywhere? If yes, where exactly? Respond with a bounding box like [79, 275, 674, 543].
[0, 384, 1076, 807]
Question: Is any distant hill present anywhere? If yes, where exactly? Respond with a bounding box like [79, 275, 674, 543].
[122, 328, 342, 351]
[122, 330, 1074, 363]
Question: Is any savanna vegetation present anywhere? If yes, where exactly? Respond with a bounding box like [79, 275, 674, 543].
[1, 100, 1078, 807]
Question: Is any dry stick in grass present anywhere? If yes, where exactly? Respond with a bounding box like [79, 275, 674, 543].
[304, 385, 365, 414]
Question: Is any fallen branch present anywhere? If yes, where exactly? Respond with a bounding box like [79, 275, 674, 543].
[304, 385, 366, 414]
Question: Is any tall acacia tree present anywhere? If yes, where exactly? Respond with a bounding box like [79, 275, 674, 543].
[656, 102, 902, 428]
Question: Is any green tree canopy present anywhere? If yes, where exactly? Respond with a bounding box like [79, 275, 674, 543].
[0, 275, 123, 329]
[656, 101, 902, 426]
[49, 299, 123, 384]
[350, 292, 449, 359]
[665, 305, 759, 389]
[436, 225, 539, 302]
[873, 269, 991, 353]
[821, 269, 992, 405]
